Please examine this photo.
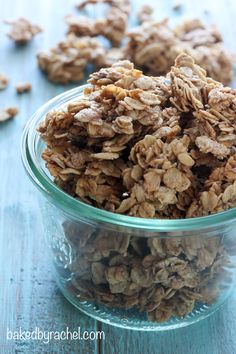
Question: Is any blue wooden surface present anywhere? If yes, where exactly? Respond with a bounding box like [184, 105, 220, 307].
[1, 0, 236, 353]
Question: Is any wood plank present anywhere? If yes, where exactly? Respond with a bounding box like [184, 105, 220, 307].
[0, 1, 97, 353]
[101, 293, 236, 354]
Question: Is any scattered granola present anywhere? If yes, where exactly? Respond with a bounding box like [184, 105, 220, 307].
[40, 5, 232, 86]
[38, 53, 236, 322]
[68, 0, 131, 46]
[0, 74, 9, 90]
[16, 82, 32, 94]
[4, 17, 42, 44]
[124, 19, 233, 85]
[0, 107, 18, 122]
[95, 47, 125, 68]
[37, 34, 105, 84]
[137, 4, 154, 24]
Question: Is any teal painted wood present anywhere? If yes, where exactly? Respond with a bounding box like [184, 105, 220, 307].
[0, 1, 96, 353]
[0, 0, 236, 353]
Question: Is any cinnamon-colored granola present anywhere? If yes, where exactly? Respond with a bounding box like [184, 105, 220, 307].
[38, 54, 236, 216]
[16, 82, 32, 94]
[37, 34, 105, 84]
[5, 17, 42, 44]
[65, 221, 228, 323]
[38, 53, 236, 321]
[0, 74, 9, 90]
[123, 19, 233, 85]
[137, 4, 154, 24]
[39, 1, 232, 86]
[67, 0, 131, 46]
[0, 107, 18, 122]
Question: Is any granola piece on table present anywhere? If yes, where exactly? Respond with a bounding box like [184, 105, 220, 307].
[37, 35, 105, 84]
[68, 0, 131, 46]
[16, 82, 32, 94]
[0, 73, 9, 90]
[0, 107, 18, 122]
[5, 17, 42, 44]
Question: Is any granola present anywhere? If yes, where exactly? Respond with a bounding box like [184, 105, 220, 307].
[16, 82, 32, 94]
[40, 7, 232, 86]
[37, 34, 105, 84]
[5, 17, 42, 44]
[68, 0, 131, 46]
[0, 107, 18, 122]
[95, 47, 126, 69]
[124, 19, 232, 85]
[137, 5, 154, 24]
[38, 53, 236, 322]
[65, 221, 229, 323]
[0, 74, 9, 90]
[38, 54, 236, 217]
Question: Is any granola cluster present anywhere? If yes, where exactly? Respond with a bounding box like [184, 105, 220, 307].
[37, 1, 232, 86]
[67, 0, 131, 47]
[122, 19, 233, 85]
[0, 107, 18, 122]
[37, 34, 105, 84]
[0, 73, 9, 90]
[137, 4, 154, 24]
[38, 54, 236, 218]
[5, 17, 42, 44]
[38, 54, 236, 321]
[16, 82, 32, 94]
[65, 221, 228, 322]
[37, 0, 130, 83]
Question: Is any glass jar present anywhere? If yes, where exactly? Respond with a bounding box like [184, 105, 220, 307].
[21, 86, 236, 331]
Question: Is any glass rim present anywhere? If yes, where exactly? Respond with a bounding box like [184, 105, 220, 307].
[21, 85, 236, 232]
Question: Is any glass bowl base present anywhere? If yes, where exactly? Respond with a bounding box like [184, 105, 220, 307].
[57, 280, 234, 331]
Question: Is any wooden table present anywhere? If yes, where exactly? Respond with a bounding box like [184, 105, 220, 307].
[1, 0, 236, 353]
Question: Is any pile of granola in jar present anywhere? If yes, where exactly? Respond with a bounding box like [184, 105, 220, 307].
[38, 53, 236, 322]
[39, 53, 236, 218]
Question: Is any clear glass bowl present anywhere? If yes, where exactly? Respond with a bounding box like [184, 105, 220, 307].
[21, 86, 236, 331]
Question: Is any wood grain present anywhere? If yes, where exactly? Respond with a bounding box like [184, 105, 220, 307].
[0, 0, 236, 353]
